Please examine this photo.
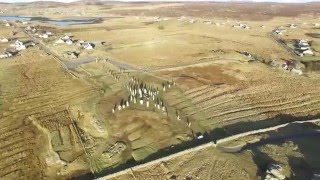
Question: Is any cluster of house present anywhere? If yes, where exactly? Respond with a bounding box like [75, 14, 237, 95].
[55, 35, 94, 50]
[233, 23, 250, 29]
[112, 76, 177, 117]
[178, 16, 197, 24]
[296, 39, 314, 56]
[0, 39, 35, 59]
[265, 164, 285, 180]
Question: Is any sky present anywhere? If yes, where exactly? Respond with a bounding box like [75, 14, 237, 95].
[0, 0, 318, 3]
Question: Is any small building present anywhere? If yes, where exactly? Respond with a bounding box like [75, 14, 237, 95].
[266, 164, 286, 180]
[83, 42, 93, 50]
[297, 39, 310, 50]
[11, 40, 26, 51]
[39, 34, 49, 39]
[62, 35, 70, 41]
[46, 31, 53, 36]
[0, 52, 13, 59]
[189, 19, 196, 24]
[0, 38, 9, 43]
[5, 23, 10, 27]
[288, 24, 298, 28]
[65, 39, 73, 45]
[203, 20, 212, 24]
[243, 51, 252, 58]
[233, 23, 250, 29]
[302, 49, 314, 56]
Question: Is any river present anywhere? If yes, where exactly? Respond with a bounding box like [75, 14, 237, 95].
[0, 15, 98, 26]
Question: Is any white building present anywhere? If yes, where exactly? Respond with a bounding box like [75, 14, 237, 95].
[65, 39, 73, 45]
[288, 24, 298, 28]
[0, 38, 9, 43]
[233, 23, 250, 29]
[302, 49, 314, 56]
[0, 52, 13, 59]
[46, 31, 53, 36]
[62, 35, 70, 41]
[83, 42, 93, 50]
[39, 34, 49, 39]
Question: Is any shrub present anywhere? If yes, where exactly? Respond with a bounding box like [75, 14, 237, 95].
[158, 25, 165, 30]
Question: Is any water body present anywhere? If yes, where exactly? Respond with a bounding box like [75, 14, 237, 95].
[0, 15, 99, 26]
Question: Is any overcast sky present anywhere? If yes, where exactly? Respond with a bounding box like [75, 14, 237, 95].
[0, 0, 318, 3]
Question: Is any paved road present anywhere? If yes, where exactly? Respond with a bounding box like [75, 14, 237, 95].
[96, 118, 320, 180]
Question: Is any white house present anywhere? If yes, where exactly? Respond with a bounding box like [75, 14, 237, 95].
[65, 39, 73, 45]
[297, 40, 310, 50]
[12, 40, 26, 51]
[0, 38, 9, 43]
[0, 52, 13, 59]
[46, 31, 53, 36]
[233, 23, 250, 29]
[189, 19, 196, 24]
[62, 35, 70, 41]
[302, 49, 314, 56]
[5, 23, 10, 27]
[83, 42, 93, 50]
[288, 24, 298, 28]
[39, 34, 49, 39]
